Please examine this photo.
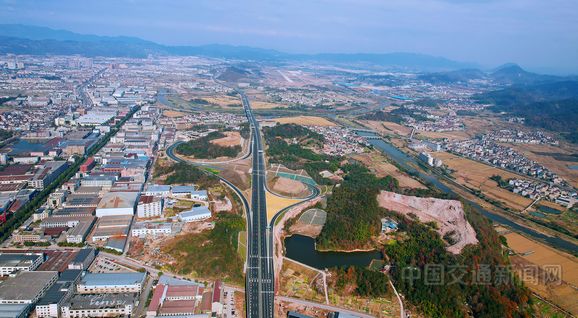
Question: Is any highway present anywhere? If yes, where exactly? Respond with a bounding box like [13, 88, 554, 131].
[165, 91, 274, 317]
[167, 90, 322, 317]
[241, 92, 275, 318]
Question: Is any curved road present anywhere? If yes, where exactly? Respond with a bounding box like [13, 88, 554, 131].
[167, 91, 324, 318]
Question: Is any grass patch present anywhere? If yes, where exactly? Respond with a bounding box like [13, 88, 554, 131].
[162, 213, 245, 285]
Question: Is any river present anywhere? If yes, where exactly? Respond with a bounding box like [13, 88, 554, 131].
[357, 131, 578, 254]
[284, 235, 382, 270]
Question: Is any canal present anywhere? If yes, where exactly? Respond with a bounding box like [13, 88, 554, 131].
[357, 131, 578, 254]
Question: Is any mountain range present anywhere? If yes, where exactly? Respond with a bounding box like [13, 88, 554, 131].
[0, 24, 475, 71]
[417, 63, 574, 86]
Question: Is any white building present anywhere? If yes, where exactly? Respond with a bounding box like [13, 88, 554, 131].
[143, 184, 171, 197]
[60, 293, 135, 318]
[190, 190, 209, 201]
[95, 192, 139, 217]
[77, 272, 146, 294]
[0, 253, 44, 276]
[131, 222, 172, 238]
[178, 206, 211, 222]
[0, 271, 58, 304]
[136, 195, 163, 218]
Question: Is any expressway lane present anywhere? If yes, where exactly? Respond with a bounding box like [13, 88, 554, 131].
[242, 92, 275, 318]
[168, 90, 319, 318]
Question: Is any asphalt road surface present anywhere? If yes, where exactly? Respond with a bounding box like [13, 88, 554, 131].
[241, 92, 275, 318]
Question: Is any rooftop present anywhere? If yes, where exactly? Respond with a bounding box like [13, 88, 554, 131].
[0, 271, 58, 300]
[172, 185, 195, 193]
[179, 206, 211, 218]
[97, 192, 139, 209]
[0, 253, 43, 268]
[0, 304, 29, 318]
[65, 293, 136, 310]
[145, 184, 171, 193]
[80, 272, 146, 287]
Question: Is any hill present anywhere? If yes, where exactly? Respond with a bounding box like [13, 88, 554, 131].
[490, 63, 560, 85]
[475, 81, 578, 142]
[418, 68, 487, 84]
[0, 24, 473, 71]
[419, 64, 564, 85]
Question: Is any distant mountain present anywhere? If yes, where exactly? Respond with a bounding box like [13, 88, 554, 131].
[475, 81, 578, 142]
[301, 52, 475, 70]
[0, 24, 156, 45]
[0, 24, 472, 71]
[418, 68, 487, 84]
[475, 80, 578, 106]
[0, 35, 166, 58]
[489, 63, 559, 85]
[418, 64, 565, 86]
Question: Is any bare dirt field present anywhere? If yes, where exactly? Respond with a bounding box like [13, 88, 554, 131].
[162, 110, 187, 118]
[352, 152, 426, 189]
[210, 131, 242, 147]
[416, 130, 472, 141]
[361, 120, 412, 137]
[217, 159, 252, 191]
[377, 191, 478, 254]
[504, 232, 578, 315]
[268, 176, 311, 198]
[203, 95, 241, 108]
[435, 151, 534, 211]
[273, 116, 336, 127]
[279, 258, 326, 303]
[266, 192, 303, 221]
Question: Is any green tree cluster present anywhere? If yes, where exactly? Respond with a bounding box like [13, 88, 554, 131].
[176, 131, 241, 159]
[385, 205, 533, 318]
[316, 164, 398, 249]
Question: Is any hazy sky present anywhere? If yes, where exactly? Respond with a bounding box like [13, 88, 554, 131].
[1, 0, 577, 73]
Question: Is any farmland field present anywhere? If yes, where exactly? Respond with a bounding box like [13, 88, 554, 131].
[273, 116, 336, 127]
[505, 232, 578, 315]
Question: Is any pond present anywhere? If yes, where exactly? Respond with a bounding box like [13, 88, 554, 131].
[284, 234, 382, 270]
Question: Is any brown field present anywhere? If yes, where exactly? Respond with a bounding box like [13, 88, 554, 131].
[416, 130, 471, 141]
[279, 258, 326, 303]
[162, 110, 187, 118]
[252, 100, 287, 109]
[504, 232, 578, 315]
[210, 131, 242, 147]
[508, 143, 578, 188]
[266, 192, 303, 221]
[203, 95, 241, 108]
[352, 152, 426, 189]
[215, 159, 252, 191]
[273, 116, 336, 127]
[268, 176, 311, 198]
[361, 120, 412, 137]
[436, 152, 534, 211]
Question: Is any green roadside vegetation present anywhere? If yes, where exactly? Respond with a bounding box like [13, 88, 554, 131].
[315, 162, 533, 317]
[0, 129, 13, 141]
[176, 131, 241, 159]
[58, 241, 86, 247]
[332, 266, 391, 298]
[98, 247, 122, 255]
[23, 241, 51, 247]
[155, 161, 221, 188]
[0, 106, 139, 243]
[384, 205, 532, 318]
[263, 123, 342, 185]
[162, 213, 245, 285]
